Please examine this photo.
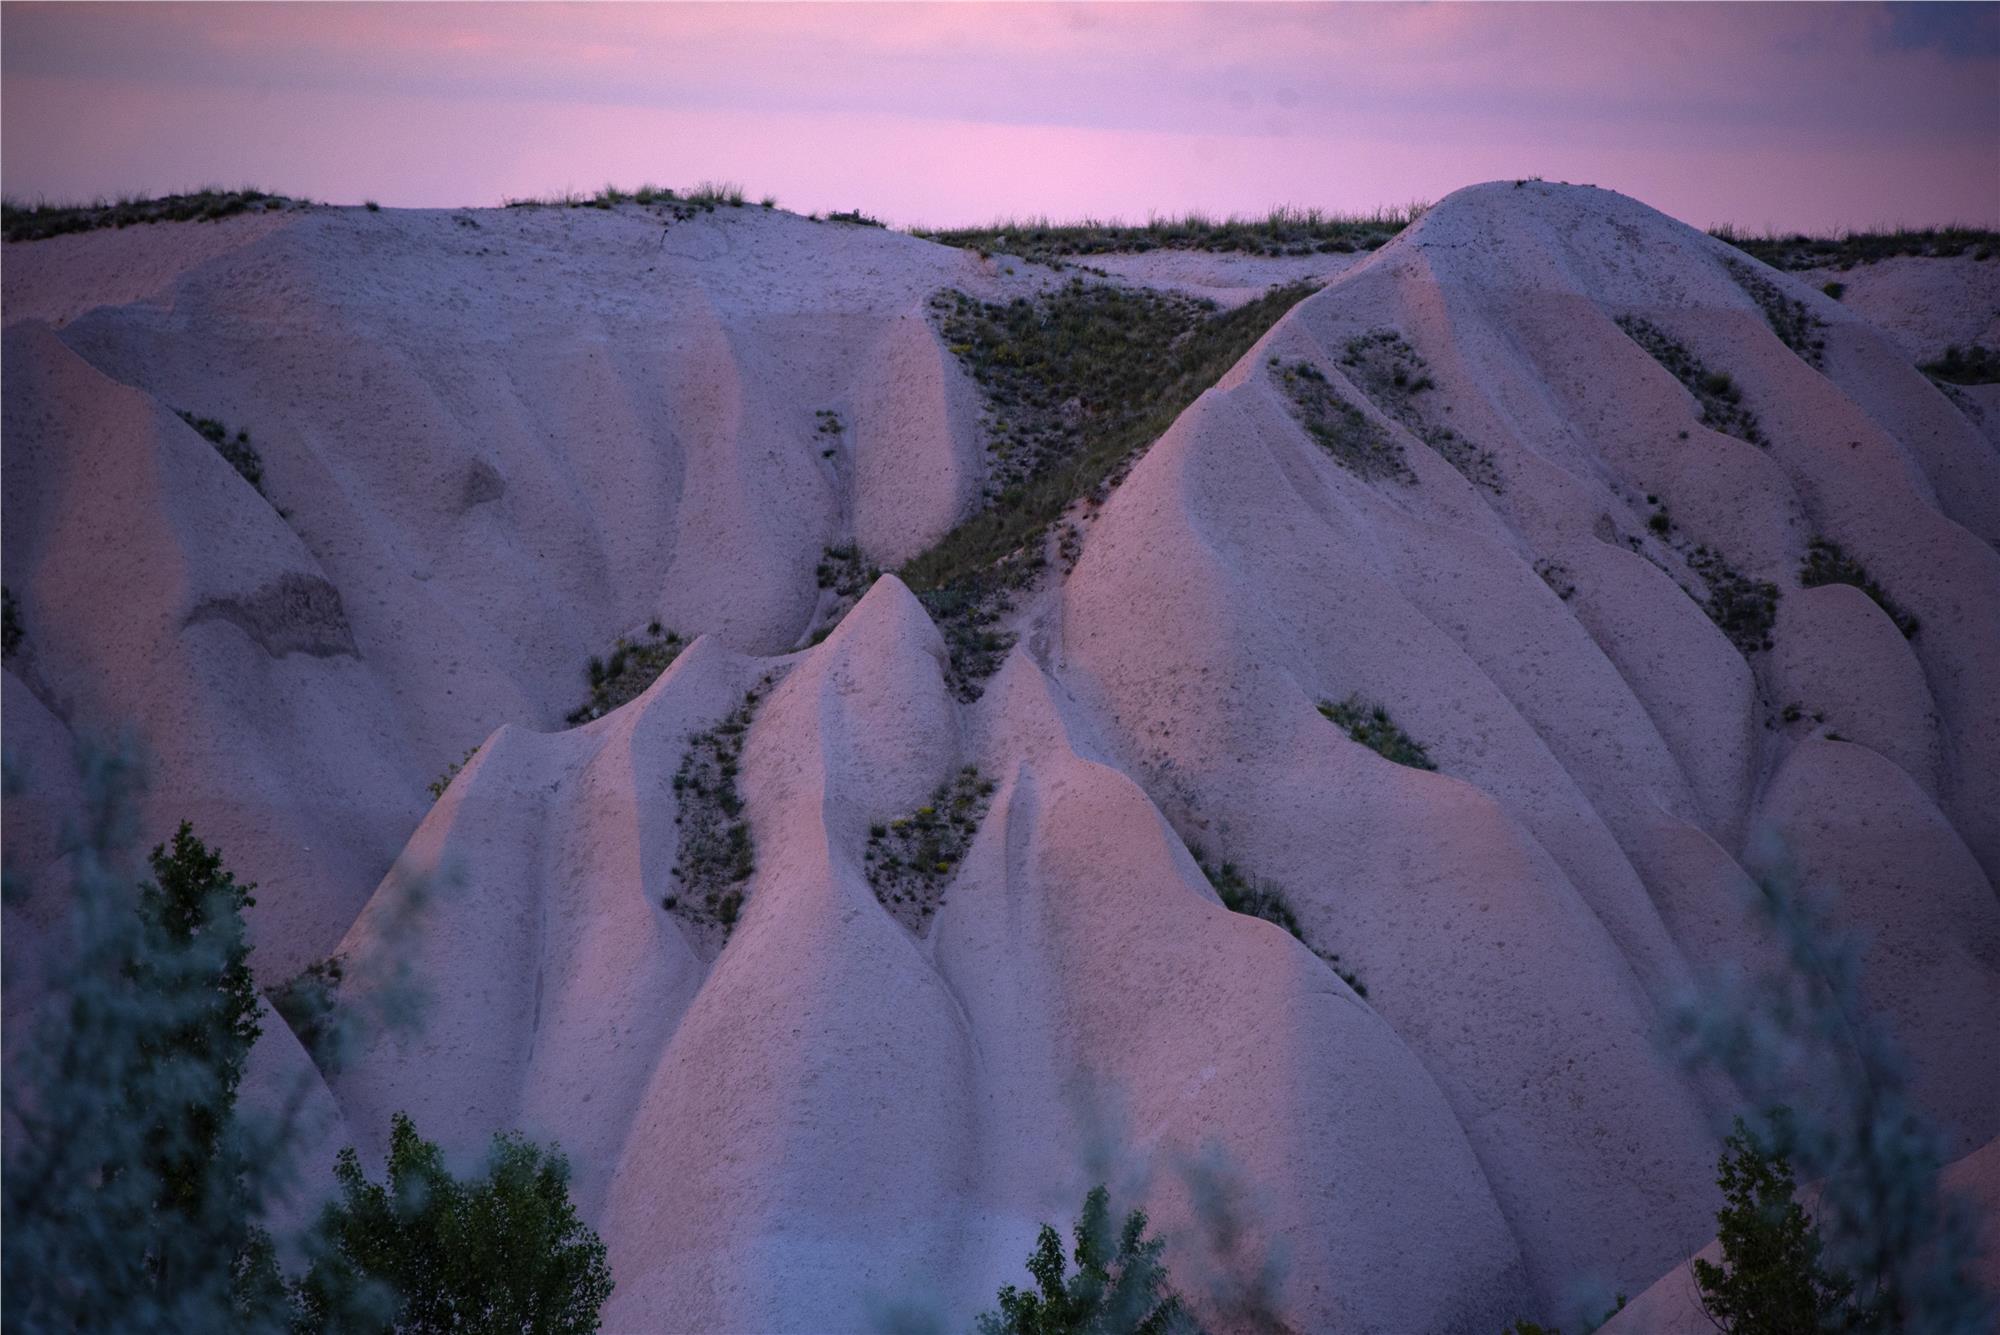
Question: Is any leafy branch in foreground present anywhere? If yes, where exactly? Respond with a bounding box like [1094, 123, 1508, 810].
[2, 742, 609, 1331]
[291, 1113, 613, 1334]
[1693, 1110, 1857, 1333]
[1667, 836, 1992, 1333]
[976, 1186, 1202, 1335]
[3, 750, 289, 1329]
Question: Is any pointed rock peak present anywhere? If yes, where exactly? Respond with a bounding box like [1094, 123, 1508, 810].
[978, 649, 1092, 769]
[817, 571, 945, 664]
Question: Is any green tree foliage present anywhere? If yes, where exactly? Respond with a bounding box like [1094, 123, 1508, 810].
[293, 1112, 614, 1334]
[976, 1186, 1202, 1335]
[3, 744, 610, 1334]
[1693, 1112, 1856, 1333]
[1670, 839, 1992, 1332]
[2, 749, 290, 1330]
[135, 822, 264, 1217]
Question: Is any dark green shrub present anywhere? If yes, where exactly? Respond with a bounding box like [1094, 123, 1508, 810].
[914, 203, 1424, 266]
[1692, 1111, 1857, 1333]
[1335, 331, 1502, 493]
[1318, 696, 1436, 771]
[1197, 855, 1366, 996]
[667, 675, 775, 938]
[1616, 316, 1768, 447]
[827, 209, 885, 227]
[904, 279, 1315, 697]
[1918, 344, 2000, 386]
[1726, 259, 1827, 368]
[2, 189, 296, 242]
[1709, 225, 2000, 272]
[1276, 360, 1414, 484]
[291, 1112, 612, 1334]
[1689, 547, 1780, 654]
[866, 767, 995, 930]
[975, 1186, 1201, 1335]
[176, 409, 266, 493]
[566, 625, 686, 725]
[1799, 538, 1918, 638]
[1821, 282, 1846, 300]
[426, 745, 479, 801]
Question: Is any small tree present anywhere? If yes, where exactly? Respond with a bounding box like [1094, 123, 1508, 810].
[133, 822, 264, 1218]
[293, 1112, 613, 1333]
[1693, 1113, 1855, 1334]
[1669, 841, 1992, 1332]
[3, 752, 290, 1330]
[976, 1185, 1201, 1335]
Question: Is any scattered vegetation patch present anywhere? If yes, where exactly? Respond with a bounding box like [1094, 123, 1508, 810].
[1710, 224, 1999, 271]
[826, 208, 884, 227]
[905, 279, 1317, 697]
[2, 189, 297, 243]
[685, 180, 745, 207]
[426, 746, 479, 801]
[566, 623, 686, 725]
[1198, 855, 1366, 996]
[976, 1185, 1197, 1334]
[3, 585, 21, 656]
[1616, 316, 1769, 447]
[1918, 344, 2000, 386]
[1318, 696, 1437, 772]
[814, 407, 845, 457]
[864, 766, 995, 932]
[1534, 559, 1577, 601]
[1726, 258, 1827, 369]
[916, 202, 1426, 266]
[1334, 332, 1503, 492]
[816, 543, 876, 600]
[175, 410, 265, 493]
[667, 674, 775, 939]
[1820, 281, 1846, 301]
[502, 182, 726, 221]
[1277, 360, 1415, 484]
[1689, 546, 1781, 654]
[268, 956, 346, 1071]
[804, 543, 882, 647]
[1800, 537, 1919, 638]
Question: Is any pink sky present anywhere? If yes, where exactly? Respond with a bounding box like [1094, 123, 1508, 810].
[3, 2, 1996, 232]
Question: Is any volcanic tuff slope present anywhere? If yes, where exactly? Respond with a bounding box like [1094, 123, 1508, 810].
[4, 181, 1997, 1331]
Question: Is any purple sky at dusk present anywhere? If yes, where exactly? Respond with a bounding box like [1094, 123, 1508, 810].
[4, 2, 1996, 232]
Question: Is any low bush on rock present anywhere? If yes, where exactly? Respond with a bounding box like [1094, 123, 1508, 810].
[176, 409, 266, 494]
[865, 766, 995, 931]
[1334, 332, 1503, 492]
[1800, 537, 1919, 639]
[1616, 316, 1768, 448]
[567, 624, 686, 725]
[1319, 696, 1436, 772]
[667, 674, 775, 938]
[1275, 360, 1414, 484]
[1197, 855, 1367, 997]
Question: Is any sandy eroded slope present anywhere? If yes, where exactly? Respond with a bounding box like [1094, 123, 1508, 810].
[4, 182, 1995, 1330]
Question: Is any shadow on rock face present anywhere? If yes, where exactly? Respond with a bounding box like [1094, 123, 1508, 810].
[186, 573, 358, 659]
